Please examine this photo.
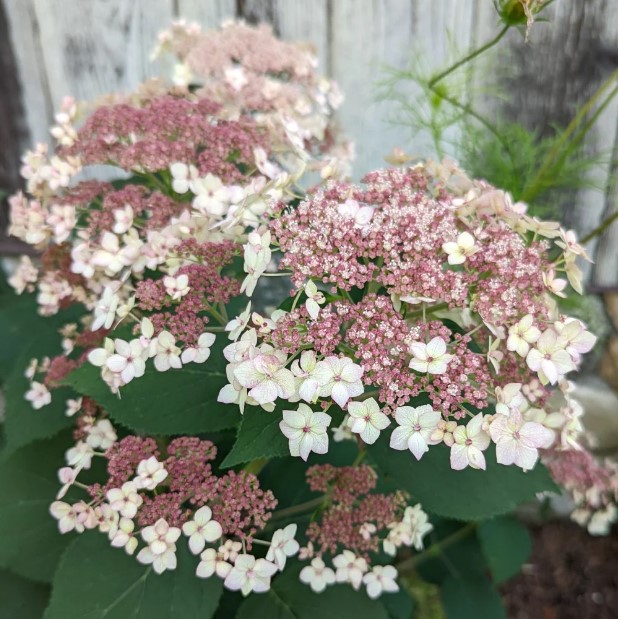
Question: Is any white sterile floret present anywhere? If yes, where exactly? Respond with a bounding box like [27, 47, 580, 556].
[25, 381, 52, 409]
[224, 554, 278, 596]
[85, 419, 117, 450]
[363, 565, 400, 599]
[134, 456, 168, 490]
[390, 404, 441, 460]
[315, 356, 364, 408]
[299, 557, 336, 593]
[181, 332, 216, 364]
[290, 350, 322, 403]
[332, 550, 367, 590]
[233, 349, 295, 405]
[137, 518, 181, 574]
[170, 162, 197, 194]
[525, 328, 575, 385]
[106, 481, 143, 519]
[346, 397, 390, 444]
[506, 314, 541, 357]
[182, 506, 223, 555]
[91, 286, 119, 331]
[153, 331, 182, 371]
[408, 337, 453, 375]
[304, 280, 325, 319]
[110, 517, 138, 555]
[449, 413, 490, 471]
[106, 338, 148, 384]
[196, 547, 232, 579]
[442, 231, 479, 264]
[163, 274, 190, 300]
[265, 523, 300, 570]
[279, 403, 331, 461]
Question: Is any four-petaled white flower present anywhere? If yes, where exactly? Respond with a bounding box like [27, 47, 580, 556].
[291, 350, 322, 403]
[226, 302, 252, 341]
[408, 337, 453, 375]
[106, 338, 147, 384]
[25, 381, 51, 409]
[65, 441, 94, 469]
[265, 524, 300, 570]
[110, 517, 138, 555]
[137, 518, 181, 574]
[182, 506, 223, 555]
[170, 162, 197, 194]
[163, 274, 190, 301]
[181, 332, 216, 364]
[346, 398, 390, 444]
[85, 419, 117, 450]
[507, 315, 541, 357]
[304, 280, 325, 320]
[112, 204, 133, 235]
[279, 403, 331, 461]
[241, 230, 272, 297]
[196, 547, 232, 579]
[49, 501, 84, 534]
[106, 481, 143, 519]
[442, 231, 478, 265]
[224, 554, 278, 596]
[333, 550, 368, 590]
[234, 350, 295, 405]
[495, 383, 525, 416]
[490, 410, 555, 471]
[192, 174, 230, 216]
[299, 557, 336, 593]
[337, 198, 375, 233]
[92, 286, 119, 331]
[153, 331, 182, 372]
[390, 404, 441, 460]
[134, 456, 168, 490]
[56, 467, 78, 500]
[449, 413, 490, 470]
[554, 319, 597, 365]
[316, 356, 364, 408]
[363, 565, 400, 599]
[526, 328, 574, 385]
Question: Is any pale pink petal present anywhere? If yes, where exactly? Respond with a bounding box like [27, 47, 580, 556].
[408, 432, 428, 460]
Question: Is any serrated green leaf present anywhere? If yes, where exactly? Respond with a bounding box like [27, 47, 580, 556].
[369, 436, 558, 521]
[477, 516, 531, 584]
[440, 574, 506, 619]
[221, 406, 289, 468]
[62, 338, 240, 435]
[0, 569, 50, 619]
[44, 533, 222, 619]
[0, 433, 73, 582]
[236, 563, 391, 619]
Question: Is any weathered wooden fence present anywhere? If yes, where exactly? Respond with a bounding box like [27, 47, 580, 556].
[1, 0, 617, 287]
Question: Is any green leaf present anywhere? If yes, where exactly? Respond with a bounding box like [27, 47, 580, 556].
[221, 406, 289, 468]
[381, 587, 415, 619]
[236, 563, 391, 619]
[0, 569, 50, 619]
[369, 438, 558, 521]
[44, 534, 223, 619]
[440, 574, 506, 619]
[0, 433, 73, 582]
[62, 338, 240, 435]
[477, 516, 532, 584]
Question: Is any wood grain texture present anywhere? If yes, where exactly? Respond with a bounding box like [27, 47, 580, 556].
[1, 0, 617, 283]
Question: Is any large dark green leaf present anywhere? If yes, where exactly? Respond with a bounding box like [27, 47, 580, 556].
[62, 338, 240, 435]
[0, 433, 73, 582]
[236, 563, 391, 619]
[440, 574, 506, 619]
[0, 569, 50, 619]
[369, 437, 558, 521]
[44, 534, 223, 619]
[477, 516, 532, 584]
[221, 406, 289, 468]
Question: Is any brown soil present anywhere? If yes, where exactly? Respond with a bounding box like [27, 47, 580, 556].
[502, 521, 618, 619]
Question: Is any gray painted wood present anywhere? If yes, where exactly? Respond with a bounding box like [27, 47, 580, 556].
[1, 0, 617, 286]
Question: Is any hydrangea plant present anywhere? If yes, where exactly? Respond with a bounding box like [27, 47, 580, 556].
[1, 19, 615, 619]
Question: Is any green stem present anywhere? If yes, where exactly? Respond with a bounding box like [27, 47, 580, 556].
[581, 208, 618, 244]
[243, 458, 269, 475]
[270, 496, 326, 521]
[521, 68, 618, 203]
[396, 523, 477, 573]
[428, 25, 510, 89]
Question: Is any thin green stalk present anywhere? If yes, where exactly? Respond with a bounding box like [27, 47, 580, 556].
[396, 523, 477, 573]
[581, 208, 618, 244]
[428, 25, 510, 89]
[270, 496, 326, 521]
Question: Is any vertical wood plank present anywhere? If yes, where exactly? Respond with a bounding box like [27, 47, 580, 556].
[3, 0, 54, 144]
[30, 0, 174, 109]
[176, 0, 235, 27]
